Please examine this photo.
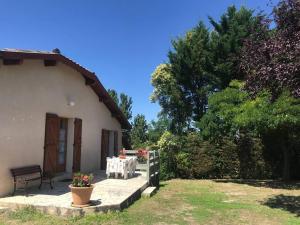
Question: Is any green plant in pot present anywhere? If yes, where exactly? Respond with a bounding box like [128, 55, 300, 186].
[69, 173, 94, 207]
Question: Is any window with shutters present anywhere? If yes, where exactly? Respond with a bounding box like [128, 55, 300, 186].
[44, 114, 70, 174]
[101, 129, 118, 170]
[58, 119, 68, 167]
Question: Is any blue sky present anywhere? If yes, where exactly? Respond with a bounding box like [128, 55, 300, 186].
[0, 0, 276, 122]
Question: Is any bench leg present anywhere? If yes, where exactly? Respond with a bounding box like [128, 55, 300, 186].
[39, 178, 42, 189]
[50, 178, 53, 189]
[12, 182, 16, 196]
[24, 182, 28, 197]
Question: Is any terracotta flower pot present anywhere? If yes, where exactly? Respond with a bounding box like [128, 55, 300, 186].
[69, 184, 94, 206]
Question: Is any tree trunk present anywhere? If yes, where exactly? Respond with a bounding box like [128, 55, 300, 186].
[282, 144, 290, 181]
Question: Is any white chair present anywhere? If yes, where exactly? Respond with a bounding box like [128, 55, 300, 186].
[117, 159, 129, 179]
[106, 157, 118, 178]
[106, 156, 137, 180]
[128, 158, 137, 177]
[106, 157, 113, 178]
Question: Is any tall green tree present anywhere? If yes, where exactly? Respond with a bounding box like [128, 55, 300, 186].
[235, 91, 300, 180]
[151, 6, 258, 132]
[108, 89, 133, 122]
[150, 64, 188, 133]
[199, 81, 300, 180]
[131, 114, 148, 149]
[108, 89, 133, 148]
[168, 22, 214, 123]
[107, 89, 119, 106]
[148, 114, 171, 144]
[198, 80, 248, 142]
[209, 6, 257, 88]
[151, 23, 214, 132]
[119, 93, 133, 121]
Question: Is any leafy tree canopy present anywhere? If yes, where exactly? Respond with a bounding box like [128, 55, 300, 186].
[241, 0, 300, 98]
[130, 114, 148, 149]
[210, 6, 257, 88]
[199, 80, 300, 180]
[151, 6, 258, 132]
[108, 89, 133, 122]
[107, 89, 119, 106]
[198, 80, 248, 142]
[148, 114, 171, 144]
[119, 93, 133, 121]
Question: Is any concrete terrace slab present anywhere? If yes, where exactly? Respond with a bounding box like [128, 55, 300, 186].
[0, 171, 148, 216]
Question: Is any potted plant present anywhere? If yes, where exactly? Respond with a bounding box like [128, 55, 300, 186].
[136, 149, 148, 164]
[69, 173, 94, 207]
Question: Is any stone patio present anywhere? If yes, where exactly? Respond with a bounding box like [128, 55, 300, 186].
[0, 171, 148, 216]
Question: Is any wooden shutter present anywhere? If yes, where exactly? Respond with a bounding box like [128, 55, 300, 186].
[43, 113, 60, 175]
[73, 118, 82, 173]
[114, 131, 118, 156]
[101, 129, 110, 170]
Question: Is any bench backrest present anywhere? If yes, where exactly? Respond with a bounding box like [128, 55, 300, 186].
[10, 165, 42, 177]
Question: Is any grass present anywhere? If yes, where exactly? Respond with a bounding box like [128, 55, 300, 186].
[0, 179, 299, 225]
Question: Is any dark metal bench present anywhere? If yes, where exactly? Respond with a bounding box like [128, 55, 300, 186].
[10, 165, 53, 195]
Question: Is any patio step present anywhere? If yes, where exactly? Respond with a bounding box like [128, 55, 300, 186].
[142, 186, 157, 197]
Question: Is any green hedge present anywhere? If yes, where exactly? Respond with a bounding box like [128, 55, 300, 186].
[157, 131, 278, 180]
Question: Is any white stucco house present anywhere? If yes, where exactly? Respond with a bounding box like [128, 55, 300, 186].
[0, 49, 131, 196]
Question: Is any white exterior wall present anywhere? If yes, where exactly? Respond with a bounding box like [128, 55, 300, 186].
[0, 59, 122, 196]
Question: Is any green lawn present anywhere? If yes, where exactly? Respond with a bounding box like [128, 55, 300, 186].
[0, 179, 299, 225]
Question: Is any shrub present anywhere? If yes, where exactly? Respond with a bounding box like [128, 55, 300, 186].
[157, 131, 280, 180]
[190, 141, 215, 178]
[237, 133, 272, 179]
[175, 152, 192, 178]
[157, 131, 180, 180]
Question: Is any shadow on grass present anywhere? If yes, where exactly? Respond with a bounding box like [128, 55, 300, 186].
[159, 182, 168, 189]
[262, 194, 300, 217]
[213, 179, 300, 190]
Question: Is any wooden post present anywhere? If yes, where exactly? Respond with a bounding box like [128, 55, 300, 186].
[153, 151, 156, 186]
[147, 150, 150, 184]
[157, 150, 160, 188]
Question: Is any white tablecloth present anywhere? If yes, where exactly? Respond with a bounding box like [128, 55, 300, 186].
[106, 156, 137, 179]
